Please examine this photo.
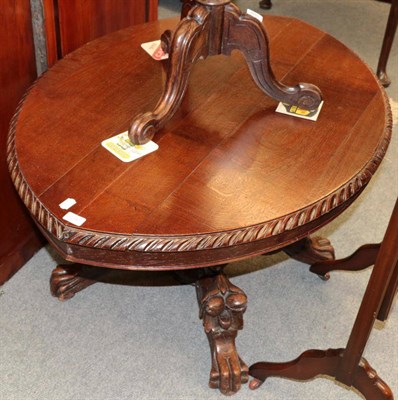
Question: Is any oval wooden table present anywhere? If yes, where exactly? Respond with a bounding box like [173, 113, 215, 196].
[7, 15, 391, 396]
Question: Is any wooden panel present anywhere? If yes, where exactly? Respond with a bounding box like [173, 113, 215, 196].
[42, 0, 59, 67]
[44, 0, 158, 66]
[0, 0, 44, 284]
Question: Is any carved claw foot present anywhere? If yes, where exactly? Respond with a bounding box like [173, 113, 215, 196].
[50, 264, 107, 301]
[196, 272, 249, 395]
[249, 349, 394, 400]
[284, 236, 335, 277]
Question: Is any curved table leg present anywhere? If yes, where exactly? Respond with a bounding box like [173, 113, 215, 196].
[376, 0, 398, 87]
[222, 3, 322, 111]
[249, 349, 394, 400]
[378, 258, 398, 321]
[310, 243, 380, 280]
[309, 243, 397, 322]
[128, 4, 212, 145]
[195, 270, 249, 395]
[283, 236, 335, 278]
[50, 264, 109, 301]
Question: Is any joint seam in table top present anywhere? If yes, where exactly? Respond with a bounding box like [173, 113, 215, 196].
[7, 99, 391, 252]
[33, 19, 295, 200]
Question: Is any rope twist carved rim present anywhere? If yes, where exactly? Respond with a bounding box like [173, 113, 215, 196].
[7, 64, 392, 254]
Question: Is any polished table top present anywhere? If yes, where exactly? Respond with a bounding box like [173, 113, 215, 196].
[8, 16, 391, 270]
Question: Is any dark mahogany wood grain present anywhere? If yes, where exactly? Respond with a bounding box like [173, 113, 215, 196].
[8, 17, 391, 271]
[43, 0, 158, 67]
[0, 0, 44, 284]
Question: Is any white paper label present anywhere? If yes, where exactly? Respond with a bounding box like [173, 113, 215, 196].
[275, 101, 324, 121]
[141, 40, 169, 61]
[101, 131, 159, 163]
[62, 212, 86, 226]
[59, 198, 77, 210]
[247, 9, 263, 22]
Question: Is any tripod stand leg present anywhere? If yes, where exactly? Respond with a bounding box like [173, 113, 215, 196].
[129, 5, 212, 144]
[222, 3, 322, 111]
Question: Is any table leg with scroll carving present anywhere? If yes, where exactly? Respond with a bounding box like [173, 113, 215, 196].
[283, 236, 335, 279]
[193, 268, 249, 395]
[50, 264, 110, 301]
[129, 0, 322, 145]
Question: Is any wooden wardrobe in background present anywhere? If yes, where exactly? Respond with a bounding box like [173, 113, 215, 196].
[0, 0, 158, 285]
[43, 0, 158, 67]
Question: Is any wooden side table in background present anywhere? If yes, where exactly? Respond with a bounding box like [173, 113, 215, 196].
[377, 0, 398, 87]
[250, 199, 398, 400]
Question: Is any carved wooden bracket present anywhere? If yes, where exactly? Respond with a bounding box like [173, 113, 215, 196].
[129, 0, 322, 144]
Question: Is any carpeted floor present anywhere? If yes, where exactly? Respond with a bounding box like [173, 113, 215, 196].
[1, 1, 397, 399]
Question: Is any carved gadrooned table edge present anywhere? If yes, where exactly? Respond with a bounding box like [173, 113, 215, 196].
[6, 46, 392, 254]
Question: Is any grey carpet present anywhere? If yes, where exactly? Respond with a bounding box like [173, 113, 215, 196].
[1, 1, 397, 399]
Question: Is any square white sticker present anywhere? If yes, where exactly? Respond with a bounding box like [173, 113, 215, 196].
[59, 198, 77, 210]
[101, 131, 159, 163]
[247, 9, 263, 22]
[62, 212, 86, 226]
